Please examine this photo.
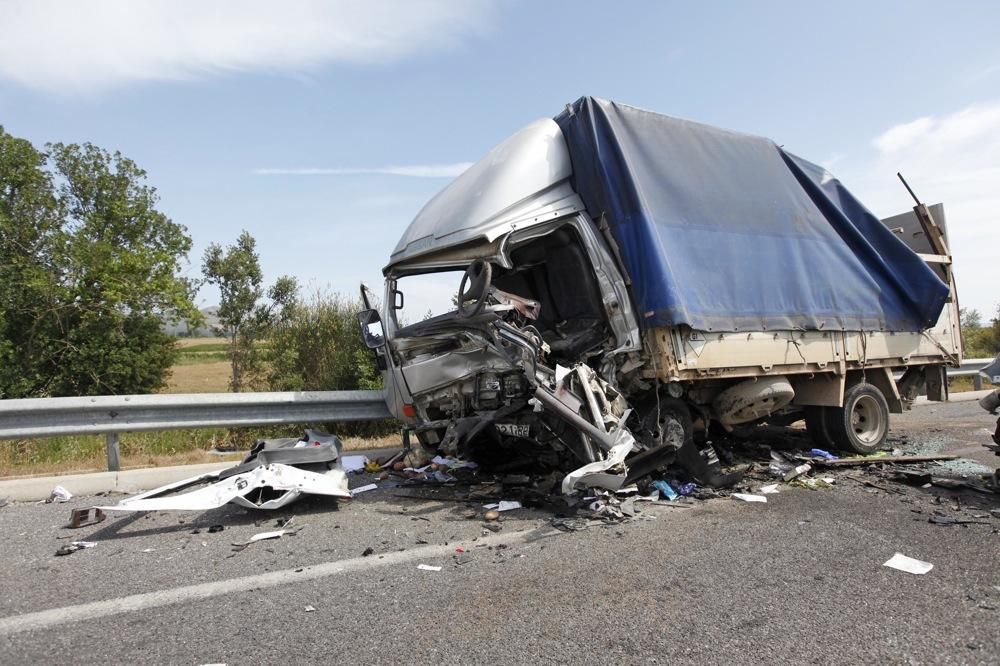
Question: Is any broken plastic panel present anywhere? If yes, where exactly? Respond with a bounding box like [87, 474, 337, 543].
[99, 429, 351, 512]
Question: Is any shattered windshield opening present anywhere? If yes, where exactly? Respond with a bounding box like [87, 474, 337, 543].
[391, 270, 464, 329]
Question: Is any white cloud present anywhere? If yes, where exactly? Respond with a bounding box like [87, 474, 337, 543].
[0, 0, 493, 92]
[871, 116, 933, 153]
[253, 163, 473, 178]
[837, 101, 1000, 315]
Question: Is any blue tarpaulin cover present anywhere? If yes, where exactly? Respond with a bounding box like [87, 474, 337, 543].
[554, 97, 949, 332]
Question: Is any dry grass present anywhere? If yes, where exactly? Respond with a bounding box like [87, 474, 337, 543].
[176, 336, 227, 348]
[341, 433, 403, 451]
[163, 360, 231, 393]
[949, 376, 993, 393]
[1, 450, 244, 479]
[0, 430, 401, 478]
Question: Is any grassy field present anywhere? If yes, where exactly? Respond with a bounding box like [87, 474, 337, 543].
[163, 336, 232, 393]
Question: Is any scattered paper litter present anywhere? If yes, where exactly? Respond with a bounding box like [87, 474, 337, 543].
[883, 553, 933, 575]
[350, 483, 378, 496]
[141, 548, 155, 553]
[759, 484, 780, 494]
[732, 493, 767, 503]
[70, 541, 97, 548]
[304, 605, 316, 612]
[49, 485, 72, 503]
[248, 530, 285, 543]
[483, 500, 523, 512]
[417, 564, 442, 572]
[430, 455, 477, 469]
[340, 455, 368, 473]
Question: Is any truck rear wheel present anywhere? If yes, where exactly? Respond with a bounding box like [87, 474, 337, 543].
[827, 382, 889, 455]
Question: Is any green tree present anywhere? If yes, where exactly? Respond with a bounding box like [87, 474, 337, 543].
[0, 127, 199, 397]
[202, 231, 296, 391]
[262, 287, 390, 436]
[960, 307, 982, 330]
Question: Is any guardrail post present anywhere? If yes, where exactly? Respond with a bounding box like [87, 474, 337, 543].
[974, 374, 983, 391]
[106, 432, 121, 472]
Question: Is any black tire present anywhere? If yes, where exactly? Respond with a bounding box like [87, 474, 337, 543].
[633, 397, 693, 452]
[827, 382, 890, 455]
[623, 398, 692, 483]
[804, 406, 835, 450]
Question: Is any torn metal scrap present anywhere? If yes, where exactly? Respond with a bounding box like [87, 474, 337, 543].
[99, 429, 350, 512]
[69, 507, 106, 528]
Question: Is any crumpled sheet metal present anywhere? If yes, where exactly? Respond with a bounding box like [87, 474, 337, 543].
[561, 428, 635, 494]
[98, 463, 350, 512]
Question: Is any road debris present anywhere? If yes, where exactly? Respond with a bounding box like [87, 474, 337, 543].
[551, 517, 590, 532]
[651, 480, 679, 500]
[69, 507, 106, 528]
[350, 483, 378, 496]
[340, 455, 367, 473]
[927, 515, 991, 526]
[732, 493, 767, 503]
[815, 454, 959, 467]
[304, 605, 316, 612]
[483, 500, 522, 512]
[231, 528, 296, 552]
[97, 429, 351, 512]
[48, 485, 72, 503]
[760, 484, 780, 494]
[54, 541, 96, 556]
[883, 553, 934, 575]
[783, 463, 812, 482]
[810, 448, 838, 460]
[417, 564, 442, 572]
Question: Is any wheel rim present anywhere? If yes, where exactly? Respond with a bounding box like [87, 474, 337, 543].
[851, 395, 884, 445]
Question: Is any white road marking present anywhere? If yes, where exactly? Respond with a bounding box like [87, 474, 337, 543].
[0, 527, 557, 637]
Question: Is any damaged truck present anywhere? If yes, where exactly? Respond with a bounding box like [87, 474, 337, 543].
[358, 96, 961, 493]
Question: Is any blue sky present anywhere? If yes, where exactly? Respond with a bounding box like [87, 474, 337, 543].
[1, 0, 998, 317]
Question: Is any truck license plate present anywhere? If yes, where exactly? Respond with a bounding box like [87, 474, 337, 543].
[496, 423, 530, 438]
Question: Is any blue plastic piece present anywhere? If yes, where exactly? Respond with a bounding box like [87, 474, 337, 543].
[809, 448, 839, 460]
[677, 482, 697, 496]
[553, 97, 949, 333]
[651, 480, 679, 501]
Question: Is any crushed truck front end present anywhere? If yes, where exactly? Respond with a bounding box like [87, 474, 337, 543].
[357, 97, 958, 492]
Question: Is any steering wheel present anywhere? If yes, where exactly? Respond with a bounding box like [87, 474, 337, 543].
[457, 259, 493, 317]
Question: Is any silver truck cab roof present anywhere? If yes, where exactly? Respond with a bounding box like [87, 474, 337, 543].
[385, 119, 584, 274]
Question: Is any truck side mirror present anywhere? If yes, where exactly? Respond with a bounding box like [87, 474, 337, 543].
[357, 309, 386, 349]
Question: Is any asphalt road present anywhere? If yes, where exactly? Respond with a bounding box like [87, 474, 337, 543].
[1, 401, 998, 665]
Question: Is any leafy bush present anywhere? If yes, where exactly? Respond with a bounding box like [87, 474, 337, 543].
[262, 287, 395, 437]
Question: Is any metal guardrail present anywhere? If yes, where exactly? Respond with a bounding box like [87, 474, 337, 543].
[0, 360, 995, 473]
[0, 390, 392, 472]
[946, 358, 995, 389]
